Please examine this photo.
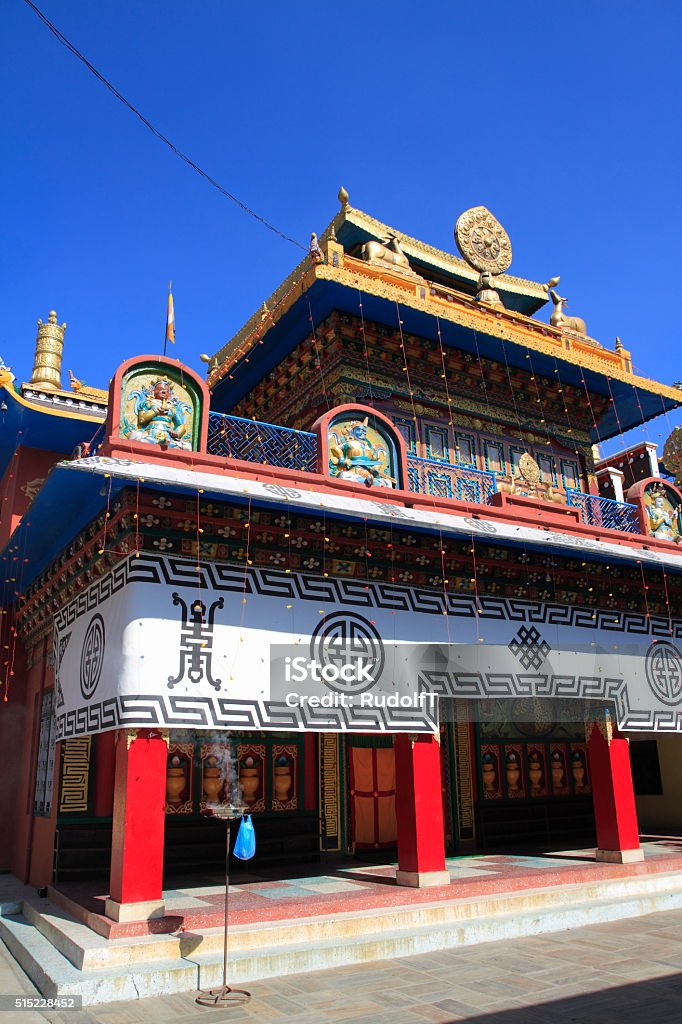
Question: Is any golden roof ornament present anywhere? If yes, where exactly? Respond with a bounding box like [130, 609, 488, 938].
[338, 185, 350, 211]
[28, 310, 66, 392]
[455, 206, 512, 276]
[517, 452, 541, 487]
[199, 352, 219, 373]
[545, 279, 588, 337]
[662, 426, 682, 487]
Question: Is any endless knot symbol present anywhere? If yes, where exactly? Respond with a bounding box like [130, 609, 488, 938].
[508, 626, 551, 672]
[80, 614, 105, 700]
[645, 641, 682, 706]
[310, 612, 385, 695]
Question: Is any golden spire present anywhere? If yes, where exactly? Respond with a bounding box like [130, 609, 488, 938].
[28, 310, 66, 391]
[338, 186, 350, 210]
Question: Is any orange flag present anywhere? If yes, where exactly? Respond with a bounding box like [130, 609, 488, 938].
[165, 283, 175, 346]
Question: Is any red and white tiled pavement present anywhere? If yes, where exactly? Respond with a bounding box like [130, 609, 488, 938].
[49, 839, 682, 939]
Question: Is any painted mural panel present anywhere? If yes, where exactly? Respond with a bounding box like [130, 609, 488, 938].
[119, 364, 200, 451]
[328, 414, 398, 488]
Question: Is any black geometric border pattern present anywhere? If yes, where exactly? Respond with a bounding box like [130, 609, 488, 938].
[55, 695, 437, 740]
[417, 671, 682, 733]
[54, 553, 682, 640]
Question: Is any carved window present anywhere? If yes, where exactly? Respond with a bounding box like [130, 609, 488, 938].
[393, 417, 417, 454]
[509, 446, 528, 476]
[560, 458, 581, 491]
[537, 454, 558, 487]
[425, 425, 449, 462]
[454, 432, 476, 468]
[483, 440, 505, 475]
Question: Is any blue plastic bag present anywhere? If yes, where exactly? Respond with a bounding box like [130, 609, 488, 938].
[233, 814, 256, 860]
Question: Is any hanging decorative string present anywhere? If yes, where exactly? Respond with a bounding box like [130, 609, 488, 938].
[357, 290, 375, 405]
[21, 0, 306, 251]
[395, 304, 459, 641]
[604, 376, 627, 449]
[306, 297, 332, 410]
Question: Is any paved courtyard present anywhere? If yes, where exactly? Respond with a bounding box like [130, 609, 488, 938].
[3, 904, 682, 1023]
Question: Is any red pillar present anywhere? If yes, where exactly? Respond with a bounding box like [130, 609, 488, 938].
[105, 729, 168, 922]
[394, 733, 450, 887]
[587, 719, 643, 863]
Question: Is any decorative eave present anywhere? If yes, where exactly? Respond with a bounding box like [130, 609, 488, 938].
[318, 204, 549, 309]
[0, 381, 106, 482]
[206, 254, 680, 440]
[19, 383, 108, 418]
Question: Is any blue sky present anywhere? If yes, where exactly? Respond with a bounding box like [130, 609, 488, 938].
[2, 1, 680, 456]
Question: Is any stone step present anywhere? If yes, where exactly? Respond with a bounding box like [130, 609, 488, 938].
[23, 867, 682, 971]
[194, 879, 682, 989]
[5, 869, 682, 1004]
[0, 914, 199, 1004]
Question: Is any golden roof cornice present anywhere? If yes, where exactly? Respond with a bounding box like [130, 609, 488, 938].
[208, 256, 681, 411]
[8, 382, 106, 421]
[319, 205, 549, 302]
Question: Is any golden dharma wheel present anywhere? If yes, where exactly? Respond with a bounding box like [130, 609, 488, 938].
[455, 206, 512, 275]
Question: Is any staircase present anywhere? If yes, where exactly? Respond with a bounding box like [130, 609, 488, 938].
[3, 867, 682, 1005]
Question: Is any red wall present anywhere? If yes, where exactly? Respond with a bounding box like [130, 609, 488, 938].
[0, 635, 57, 884]
[0, 446, 63, 550]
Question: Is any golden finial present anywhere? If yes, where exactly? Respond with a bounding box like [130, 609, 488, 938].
[260, 302, 269, 321]
[615, 336, 624, 351]
[338, 186, 350, 210]
[29, 310, 66, 391]
[328, 222, 337, 242]
[199, 353, 219, 373]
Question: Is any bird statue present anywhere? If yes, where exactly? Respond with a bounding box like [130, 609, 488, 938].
[199, 353, 219, 373]
[69, 369, 84, 392]
[309, 232, 323, 262]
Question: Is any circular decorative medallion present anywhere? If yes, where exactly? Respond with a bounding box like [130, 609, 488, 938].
[645, 641, 682, 706]
[455, 206, 512, 275]
[80, 614, 105, 701]
[518, 452, 541, 487]
[310, 612, 385, 695]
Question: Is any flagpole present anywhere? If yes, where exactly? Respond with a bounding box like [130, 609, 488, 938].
[164, 280, 172, 357]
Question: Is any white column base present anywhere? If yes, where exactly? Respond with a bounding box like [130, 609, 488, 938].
[395, 869, 451, 888]
[104, 898, 166, 922]
[595, 848, 645, 864]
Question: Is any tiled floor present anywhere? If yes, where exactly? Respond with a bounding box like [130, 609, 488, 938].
[49, 840, 682, 935]
[5, 904, 682, 1023]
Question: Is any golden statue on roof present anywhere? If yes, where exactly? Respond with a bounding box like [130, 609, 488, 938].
[455, 207, 512, 276]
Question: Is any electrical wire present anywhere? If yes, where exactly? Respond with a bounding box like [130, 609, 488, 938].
[21, 0, 306, 251]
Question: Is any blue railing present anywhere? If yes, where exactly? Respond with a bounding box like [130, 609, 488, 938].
[566, 489, 639, 534]
[407, 455, 498, 504]
[207, 413, 318, 472]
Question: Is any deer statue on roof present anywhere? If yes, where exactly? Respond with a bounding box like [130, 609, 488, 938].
[545, 277, 587, 336]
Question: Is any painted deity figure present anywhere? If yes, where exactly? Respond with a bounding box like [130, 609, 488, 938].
[128, 379, 192, 450]
[329, 419, 395, 488]
[646, 490, 682, 542]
